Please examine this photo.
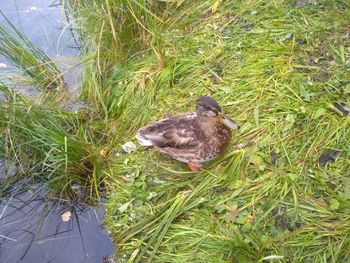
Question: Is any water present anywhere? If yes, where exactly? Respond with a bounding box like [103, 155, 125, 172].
[0, 1, 115, 262]
[0, 186, 115, 263]
[0, 0, 82, 97]
[0, 0, 79, 62]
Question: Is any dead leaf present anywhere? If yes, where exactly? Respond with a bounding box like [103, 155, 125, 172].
[122, 141, 137, 153]
[61, 211, 72, 222]
[118, 199, 134, 213]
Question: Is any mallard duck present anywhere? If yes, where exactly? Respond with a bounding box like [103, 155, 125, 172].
[136, 96, 240, 171]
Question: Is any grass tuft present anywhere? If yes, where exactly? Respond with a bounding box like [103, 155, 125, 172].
[0, 91, 107, 202]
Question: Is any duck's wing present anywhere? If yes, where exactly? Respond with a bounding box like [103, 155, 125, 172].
[137, 113, 202, 148]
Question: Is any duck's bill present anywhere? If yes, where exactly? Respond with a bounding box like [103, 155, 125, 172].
[218, 112, 240, 130]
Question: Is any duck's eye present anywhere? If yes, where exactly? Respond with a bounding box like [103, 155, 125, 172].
[204, 105, 215, 111]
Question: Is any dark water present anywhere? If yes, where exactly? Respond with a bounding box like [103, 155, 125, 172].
[0, 186, 115, 263]
[0, 1, 115, 262]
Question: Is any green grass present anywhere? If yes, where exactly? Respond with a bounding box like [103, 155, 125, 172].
[100, 0, 350, 262]
[1, 0, 350, 262]
[0, 85, 107, 202]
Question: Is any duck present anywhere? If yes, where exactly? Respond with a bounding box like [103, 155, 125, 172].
[136, 96, 240, 171]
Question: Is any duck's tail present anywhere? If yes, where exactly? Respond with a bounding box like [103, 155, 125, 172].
[136, 130, 154, 146]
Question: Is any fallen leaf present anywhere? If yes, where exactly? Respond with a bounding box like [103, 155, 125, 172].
[61, 211, 72, 222]
[122, 141, 137, 153]
[118, 200, 134, 213]
[279, 33, 293, 42]
[147, 192, 158, 200]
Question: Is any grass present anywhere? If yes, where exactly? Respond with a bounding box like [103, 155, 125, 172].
[1, 0, 350, 262]
[0, 84, 107, 202]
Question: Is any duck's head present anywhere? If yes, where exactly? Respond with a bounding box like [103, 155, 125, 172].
[196, 96, 240, 130]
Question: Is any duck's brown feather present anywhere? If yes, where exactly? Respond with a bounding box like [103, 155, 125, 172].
[138, 113, 202, 148]
[137, 112, 231, 163]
